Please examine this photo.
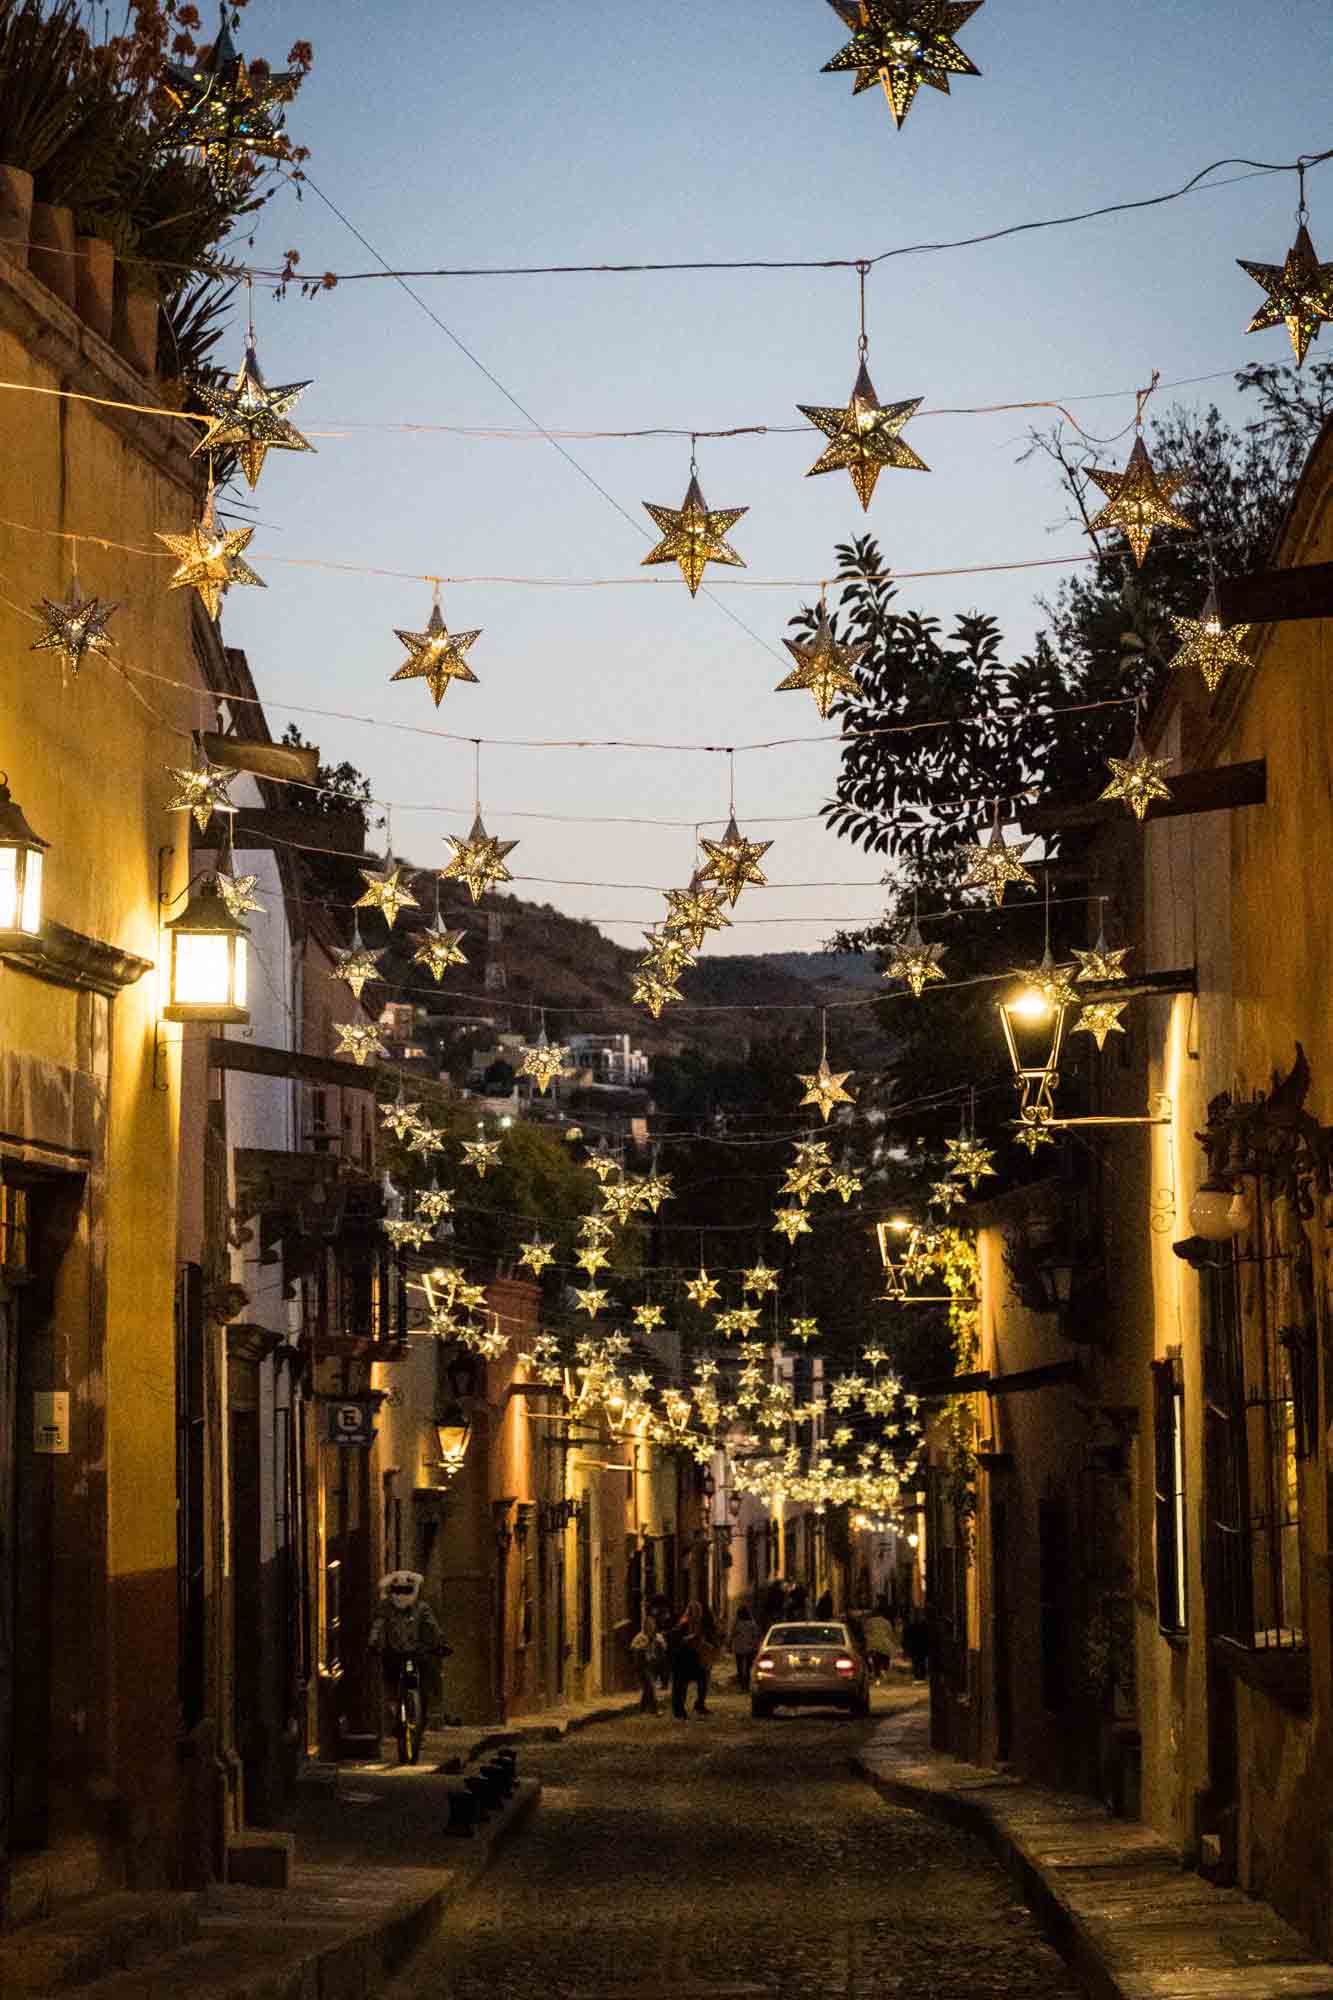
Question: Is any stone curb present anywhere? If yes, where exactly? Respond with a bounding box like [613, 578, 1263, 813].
[431, 1694, 643, 1769]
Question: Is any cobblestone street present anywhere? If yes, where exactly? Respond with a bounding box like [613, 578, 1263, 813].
[389, 1687, 1084, 2000]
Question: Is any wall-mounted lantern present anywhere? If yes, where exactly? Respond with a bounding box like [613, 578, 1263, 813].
[163, 875, 250, 1024]
[0, 774, 47, 949]
[434, 1402, 473, 1479]
[998, 982, 1067, 1130]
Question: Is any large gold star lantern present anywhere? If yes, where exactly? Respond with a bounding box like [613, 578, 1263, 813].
[158, 491, 265, 620]
[776, 608, 868, 717]
[962, 812, 1035, 906]
[798, 1054, 857, 1123]
[413, 917, 468, 981]
[662, 876, 732, 947]
[685, 1269, 720, 1309]
[798, 361, 927, 510]
[742, 1262, 779, 1297]
[882, 917, 947, 995]
[166, 756, 235, 831]
[1087, 436, 1194, 568]
[772, 1206, 813, 1244]
[641, 473, 747, 596]
[1100, 731, 1172, 821]
[1239, 223, 1333, 366]
[331, 931, 384, 1000]
[390, 600, 482, 708]
[698, 815, 772, 906]
[1073, 1000, 1128, 1051]
[1169, 599, 1251, 696]
[573, 1285, 609, 1318]
[334, 1021, 386, 1066]
[31, 583, 118, 675]
[519, 1031, 569, 1094]
[1072, 932, 1130, 983]
[191, 344, 313, 490]
[442, 813, 518, 902]
[823, 0, 984, 129]
[631, 969, 684, 1019]
[163, 17, 298, 195]
[462, 1137, 502, 1177]
[355, 858, 420, 929]
[518, 1240, 555, 1277]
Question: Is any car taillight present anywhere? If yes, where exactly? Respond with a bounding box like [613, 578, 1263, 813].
[835, 1656, 855, 1674]
[756, 1655, 774, 1670]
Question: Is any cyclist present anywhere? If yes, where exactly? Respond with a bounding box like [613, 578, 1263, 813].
[369, 1570, 449, 1745]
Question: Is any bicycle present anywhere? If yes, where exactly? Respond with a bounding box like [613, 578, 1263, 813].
[395, 1650, 424, 1765]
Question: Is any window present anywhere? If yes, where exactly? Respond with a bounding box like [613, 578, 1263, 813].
[1152, 1358, 1188, 1634]
[0, 1181, 29, 1277]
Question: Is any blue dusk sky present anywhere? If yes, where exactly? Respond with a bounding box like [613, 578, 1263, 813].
[217, 0, 1333, 957]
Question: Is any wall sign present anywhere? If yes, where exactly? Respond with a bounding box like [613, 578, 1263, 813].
[325, 1399, 377, 1448]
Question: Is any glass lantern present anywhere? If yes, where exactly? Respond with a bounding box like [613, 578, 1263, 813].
[0, 775, 47, 948]
[163, 876, 250, 1024]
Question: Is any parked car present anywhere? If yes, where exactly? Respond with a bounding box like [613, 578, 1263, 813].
[750, 1621, 871, 1718]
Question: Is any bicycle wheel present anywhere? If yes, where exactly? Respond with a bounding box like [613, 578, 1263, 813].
[397, 1687, 423, 1764]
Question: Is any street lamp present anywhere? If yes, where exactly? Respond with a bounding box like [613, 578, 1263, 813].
[998, 981, 1067, 1130]
[0, 774, 47, 949]
[1189, 1176, 1251, 1242]
[163, 876, 250, 1025]
[434, 1402, 472, 1478]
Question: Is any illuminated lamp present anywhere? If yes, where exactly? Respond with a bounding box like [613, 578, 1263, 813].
[0, 774, 47, 947]
[163, 875, 249, 1024]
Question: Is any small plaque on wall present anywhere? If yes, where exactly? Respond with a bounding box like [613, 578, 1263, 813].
[34, 1391, 69, 1454]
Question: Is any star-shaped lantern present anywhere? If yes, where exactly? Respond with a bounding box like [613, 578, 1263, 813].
[518, 1239, 555, 1276]
[1020, 945, 1079, 1012]
[191, 344, 313, 490]
[1169, 598, 1251, 696]
[334, 1021, 386, 1066]
[157, 492, 265, 621]
[404, 1122, 447, 1158]
[355, 857, 420, 929]
[163, 16, 298, 195]
[662, 875, 732, 947]
[1013, 1118, 1057, 1155]
[390, 600, 482, 708]
[1072, 933, 1130, 983]
[600, 1179, 642, 1226]
[166, 757, 235, 831]
[442, 813, 518, 902]
[380, 1095, 423, 1140]
[1239, 223, 1333, 366]
[742, 1262, 779, 1297]
[882, 917, 947, 995]
[1086, 436, 1194, 568]
[798, 1054, 857, 1123]
[944, 1135, 996, 1187]
[732, 1305, 763, 1335]
[413, 916, 468, 981]
[217, 870, 264, 918]
[776, 608, 868, 718]
[788, 1316, 821, 1344]
[685, 1269, 721, 1309]
[962, 810, 1035, 906]
[579, 1213, 615, 1244]
[1100, 731, 1172, 821]
[417, 1185, 453, 1222]
[638, 1171, 674, 1212]
[781, 1162, 828, 1206]
[641, 929, 697, 981]
[31, 581, 119, 676]
[773, 1206, 814, 1244]
[830, 1171, 863, 1202]
[631, 969, 684, 1019]
[1073, 999, 1128, 1051]
[573, 1285, 609, 1318]
[519, 1030, 569, 1094]
[793, 1139, 833, 1168]
[576, 1244, 610, 1278]
[331, 929, 384, 1000]
[462, 1137, 502, 1178]
[641, 473, 747, 597]
[634, 1303, 666, 1332]
[930, 1177, 967, 1211]
[798, 361, 927, 511]
[823, 0, 984, 129]
[697, 815, 772, 906]
[588, 1150, 618, 1184]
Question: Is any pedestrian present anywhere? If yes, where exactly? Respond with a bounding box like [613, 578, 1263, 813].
[761, 1577, 786, 1633]
[730, 1600, 761, 1691]
[785, 1580, 808, 1619]
[904, 1609, 931, 1681]
[630, 1611, 664, 1713]
[860, 1606, 894, 1683]
[671, 1599, 716, 1717]
[814, 1589, 834, 1619]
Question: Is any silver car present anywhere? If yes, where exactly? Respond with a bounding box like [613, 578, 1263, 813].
[750, 1621, 871, 1719]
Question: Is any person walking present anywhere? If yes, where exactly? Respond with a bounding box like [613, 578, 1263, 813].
[860, 1606, 894, 1683]
[671, 1599, 716, 1717]
[630, 1611, 664, 1713]
[730, 1601, 761, 1691]
[814, 1589, 834, 1619]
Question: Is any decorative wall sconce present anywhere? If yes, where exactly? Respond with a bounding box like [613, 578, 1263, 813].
[0, 774, 47, 949]
[162, 871, 250, 1025]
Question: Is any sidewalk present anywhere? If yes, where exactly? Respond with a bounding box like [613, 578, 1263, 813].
[856, 1697, 1333, 2000]
[0, 1692, 637, 1998]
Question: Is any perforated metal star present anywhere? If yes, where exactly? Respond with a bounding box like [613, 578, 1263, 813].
[334, 1021, 386, 1066]
[461, 1137, 502, 1177]
[573, 1285, 609, 1318]
[1169, 604, 1251, 695]
[1073, 1000, 1128, 1051]
[579, 1211, 615, 1241]
[830, 1171, 863, 1202]
[442, 813, 518, 902]
[157, 492, 265, 621]
[331, 932, 384, 999]
[390, 602, 482, 707]
[1072, 933, 1130, 982]
[788, 1316, 821, 1344]
[772, 1206, 813, 1243]
[742, 1262, 779, 1297]
[793, 1139, 833, 1168]
[191, 345, 313, 490]
[600, 1179, 642, 1225]
[355, 859, 420, 928]
[31, 583, 118, 675]
[1087, 436, 1194, 568]
[380, 1096, 423, 1139]
[1239, 224, 1333, 366]
[588, 1153, 618, 1184]
[641, 473, 747, 596]
[685, 1269, 721, 1308]
[417, 1185, 454, 1221]
[1013, 1118, 1056, 1154]
[163, 17, 297, 194]
[631, 969, 684, 1018]
[576, 1244, 610, 1278]
[166, 757, 235, 830]
[697, 815, 772, 906]
[798, 361, 927, 510]
[823, 0, 984, 129]
[217, 870, 264, 918]
[633, 1304, 666, 1332]
[1019, 945, 1079, 1011]
[882, 917, 947, 995]
[662, 876, 733, 947]
[638, 1171, 674, 1212]
[518, 1239, 555, 1276]
[962, 813, 1035, 905]
[776, 608, 868, 717]
[799, 1055, 857, 1123]
[1100, 732, 1172, 821]
[404, 1122, 446, 1158]
[780, 1162, 828, 1206]
[930, 1177, 967, 1210]
[641, 927, 697, 978]
[519, 1033, 569, 1094]
[945, 1135, 995, 1186]
[413, 916, 468, 981]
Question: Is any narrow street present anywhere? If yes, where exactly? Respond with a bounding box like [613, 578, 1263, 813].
[390, 1689, 1084, 2000]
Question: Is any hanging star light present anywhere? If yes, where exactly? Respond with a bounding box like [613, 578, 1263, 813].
[404, 1122, 447, 1158]
[776, 607, 868, 717]
[1013, 1118, 1057, 1155]
[798, 1054, 856, 1123]
[600, 1179, 642, 1225]
[1073, 999, 1128, 1051]
[412, 915, 467, 982]
[31, 582, 119, 676]
[518, 1239, 555, 1276]
[929, 1177, 967, 1211]
[788, 1316, 821, 1343]
[519, 1030, 569, 1094]
[191, 344, 313, 490]
[459, 1136, 501, 1178]
[1087, 436, 1194, 568]
[166, 757, 235, 831]
[631, 969, 684, 1018]
[1100, 730, 1172, 822]
[380, 1094, 422, 1139]
[390, 600, 482, 708]
[634, 1303, 666, 1332]
[334, 1021, 386, 1066]
[1019, 945, 1079, 1011]
[1169, 599, 1251, 696]
[331, 928, 384, 1000]
[638, 1171, 674, 1212]
[573, 1285, 609, 1318]
[685, 1268, 721, 1308]
[579, 1213, 615, 1244]
[163, 15, 298, 194]
[882, 916, 947, 995]
[773, 1206, 813, 1243]
[945, 1135, 996, 1186]
[442, 813, 518, 902]
[962, 809, 1035, 906]
[829, 1171, 863, 1202]
[798, 362, 927, 509]
[641, 472, 747, 596]
[731, 1305, 763, 1335]
[576, 1244, 610, 1278]
[588, 1151, 618, 1184]
[1239, 223, 1333, 366]
[157, 491, 265, 621]
[742, 1261, 779, 1297]
[793, 1139, 833, 1169]
[781, 1161, 828, 1206]
[417, 1185, 453, 1222]
[823, 0, 984, 129]
[217, 870, 264, 919]
[640, 929, 697, 980]
[1072, 932, 1130, 983]
[355, 857, 420, 929]
[662, 876, 732, 947]
[697, 815, 772, 906]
